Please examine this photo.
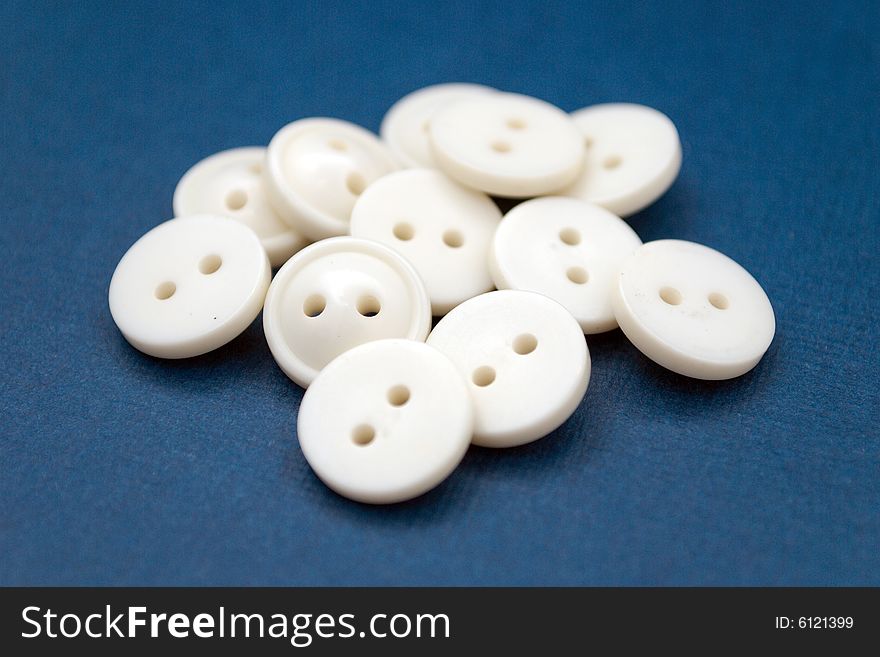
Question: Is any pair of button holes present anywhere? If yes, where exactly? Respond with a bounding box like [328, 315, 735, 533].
[303, 294, 381, 318]
[154, 255, 222, 300]
[557, 227, 589, 285]
[325, 139, 367, 197]
[471, 333, 538, 388]
[490, 117, 527, 154]
[583, 136, 623, 170]
[659, 287, 729, 310]
[490, 129, 623, 167]
[351, 384, 411, 446]
[392, 223, 464, 249]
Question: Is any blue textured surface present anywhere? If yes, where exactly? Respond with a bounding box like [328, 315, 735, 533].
[1, 0, 878, 586]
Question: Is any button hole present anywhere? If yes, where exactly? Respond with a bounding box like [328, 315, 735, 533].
[512, 334, 538, 355]
[303, 294, 326, 317]
[387, 385, 410, 406]
[566, 266, 588, 284]
[357, 295, 381, 317]
[442, 229, 464, 248]
[393, 222, 414, 241]
[225, 189, 248, 210]
[603, 155, 622, 170]
[659, 286, 682, 305]
[352, 424, 375, 446]
[154, 281, 176, 300]
[198, 254, 222, 275]
[708, 292, 729, 310]
[472, 366, 496, 387]
[346, 171, 366, 196]
[559, 227, 581, 245]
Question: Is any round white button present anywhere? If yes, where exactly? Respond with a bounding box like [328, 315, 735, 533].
[426, 290, 590, 448]
[429, 92, 584, 197]
[172, 147, 308, 268]
[611, 240, 775, 380]
[380, 83, 496, 169]
[263, 237, 431, 388]
[298, 339, 473, 504]
[350, 169, 501, 315]
[109, 215, 271, 359]
[265, 118, 400, 241]
[559, 103, 682, 217]
[489, 196, 642, 334]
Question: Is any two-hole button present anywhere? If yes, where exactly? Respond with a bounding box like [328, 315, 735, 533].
[427, 290, 590, 448]
[611, 239, 775, 379]
[298, 339, 473, 504]
[109, 214, 271, 359]
[490, 196, 643, 334]
[262, 237, 432, 388]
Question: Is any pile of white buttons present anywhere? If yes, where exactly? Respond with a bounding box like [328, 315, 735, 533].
[109, 84, 775, 504]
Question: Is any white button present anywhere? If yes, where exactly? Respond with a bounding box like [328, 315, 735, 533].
[612, 240, 775, 380]
[265, 118, 399, 242]
[429, 92, 584, 197]
[109, 215, 271, 358]
[559, 103, 682, 217]
[172, 147, 308, 267]
[380, 83, 496, 169]
[426, 290, 590, 447]
[490, 197, 642, 334]
[263, 237, 431, 388]
[350, 169, 501, 315]
[298, 339, 473, 504]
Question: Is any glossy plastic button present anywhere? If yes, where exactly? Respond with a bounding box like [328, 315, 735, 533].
[380, 83, 495, 169]
[612, 240, 775, 379]
[490, 197, 642, 333]
[109, 215, 271, 358]
[298, 339, 473, 504]
[427, 290, 590, 447]
[266, 118, 399, 241]
[172, 147, 308, 268]
[350, 169, 502, 315]
[560, 103, 682, 217]
[429, 92, 584, 197]
[263, 237, 431, 388]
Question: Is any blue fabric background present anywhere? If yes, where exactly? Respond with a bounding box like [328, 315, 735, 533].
[1, 0, 877, 586]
